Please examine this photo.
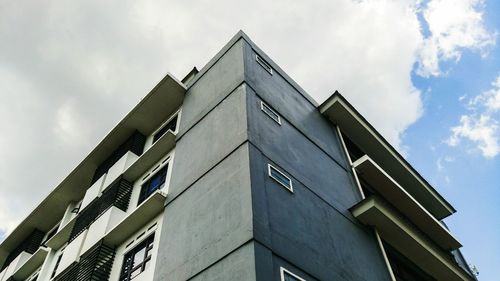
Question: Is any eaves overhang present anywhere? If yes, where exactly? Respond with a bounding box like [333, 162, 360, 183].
[351, 196, 473, 281]
[353, 155, 461, 250]
[0, 73, 186, 265]
[319, 92, 455, 220]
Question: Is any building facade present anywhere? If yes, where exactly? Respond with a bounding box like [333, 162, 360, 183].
[0, 31, 477, 281]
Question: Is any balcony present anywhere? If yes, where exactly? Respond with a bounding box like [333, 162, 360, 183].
[11, 247, 49, 281]
[351, 196, 472, 281]
[104, 190, 167, 246]
[54, 243, 115, 281]
[352, 155, 461, 250]
[319, 92, 455, 219]
[123, 130, 176, 182]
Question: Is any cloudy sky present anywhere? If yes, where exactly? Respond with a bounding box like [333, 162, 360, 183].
[0, 0, 499, 279]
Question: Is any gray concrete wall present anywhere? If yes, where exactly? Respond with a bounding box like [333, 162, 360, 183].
[244, 39, 392, 280]
[189, 242, 257, 281]
[154, 37, 256, 281]
[154, 33, 393, 281]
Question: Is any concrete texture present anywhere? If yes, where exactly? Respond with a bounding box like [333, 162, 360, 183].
[154, 33, 393, 281]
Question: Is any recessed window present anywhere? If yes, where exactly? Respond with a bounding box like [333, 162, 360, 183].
[261, 101, 281, 125]
[153, 114, 178, 144]
[120, 235, 155, 281]
[280, 267, 305, 281]
[138, 164, 168, 205]
[268, 164, 293, 192]
[256, 54, 273, 75]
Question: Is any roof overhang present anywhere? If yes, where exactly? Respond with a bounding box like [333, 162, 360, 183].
[351, 196, 472, 281]
[0, 73, 186, 264]
[319, 92, 455, 219]
[353, 155, 461, 250]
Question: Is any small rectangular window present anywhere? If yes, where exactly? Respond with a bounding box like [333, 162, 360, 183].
[280, 267, 306, 281]
[268, 164, 293, 192]
[261, 101, 281, 125]
[256, 54, 273, 74]
[120, 235, 155, 281]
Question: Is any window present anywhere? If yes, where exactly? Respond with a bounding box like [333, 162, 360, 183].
[261, 101, 281, 125]
[152, 114, 178, 144]
[256, 54, 273, 74]
[268, 164, 293, 192]
[280, 267, 305, 281]
[120, 235, 155, 281]
[138, 165, 168, 205]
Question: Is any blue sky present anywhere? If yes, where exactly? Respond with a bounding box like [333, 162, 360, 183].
[405, 1, 500, 279]
[0, 0, 498, 280]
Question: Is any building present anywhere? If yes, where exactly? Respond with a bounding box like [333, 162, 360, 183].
[0, 31, 478, 281]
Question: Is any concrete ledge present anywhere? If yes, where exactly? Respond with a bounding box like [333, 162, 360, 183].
[351, 196, 472, 281]
[353, 155, 461, 250]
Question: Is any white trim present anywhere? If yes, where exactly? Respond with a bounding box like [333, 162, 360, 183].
[280, 267, 306, 281]
[268, 164, 293, 193]
[374, 229, 396, 281]
[336, 126, 365, 199]
[256, 54, 273, 75]
[260, 101, 281, 125]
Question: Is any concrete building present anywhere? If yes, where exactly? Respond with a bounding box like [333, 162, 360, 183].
[0, 31, 477, 281]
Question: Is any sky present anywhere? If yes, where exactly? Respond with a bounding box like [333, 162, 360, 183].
[0, 0, 498, 279]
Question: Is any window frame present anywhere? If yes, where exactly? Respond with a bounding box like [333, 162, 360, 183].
[261, 101, 282, 125]
[256, 54, 273, 75]
[280, 267, 306, 281]
[268, 164, 293, 193]
[137, 157, 170, 205]
[119, 234, 155, 281]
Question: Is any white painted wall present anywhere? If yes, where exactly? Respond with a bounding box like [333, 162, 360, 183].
[80, 174, 107, 210]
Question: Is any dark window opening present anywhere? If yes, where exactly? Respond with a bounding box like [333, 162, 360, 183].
[152, 115, 178, 144]
[120, 235, 155, 281]
[138, 165, 168, 205]
[343, 135, 366, 162]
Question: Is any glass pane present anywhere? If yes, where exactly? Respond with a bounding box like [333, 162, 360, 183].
[132, 247, 146, 267]
[270, 166, 292, 189]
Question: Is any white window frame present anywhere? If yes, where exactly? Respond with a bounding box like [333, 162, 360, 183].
[261, 101, 281, 125]
[268, 164, 293, 193]
[256, 54, 273, 75]
[280, 267, 306, 281]
[145, 108, 182, 150]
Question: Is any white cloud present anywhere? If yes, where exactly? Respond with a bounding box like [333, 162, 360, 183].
[447, 74, 500, 158]
[416, 0, 496, 77]
[0, 0, 495, 236]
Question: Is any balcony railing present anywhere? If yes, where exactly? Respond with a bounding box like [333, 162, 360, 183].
[54, 243, 115, 281]
[69, 178, 132, 243]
